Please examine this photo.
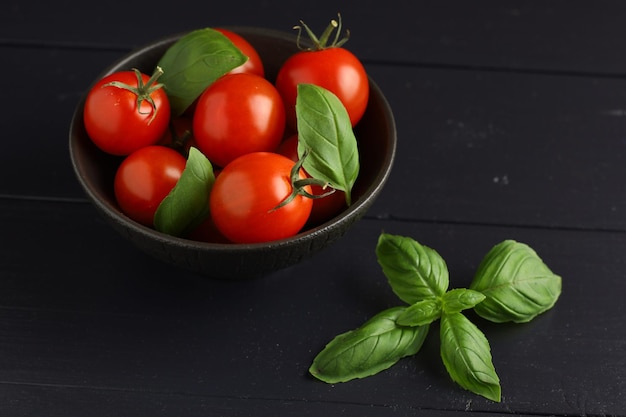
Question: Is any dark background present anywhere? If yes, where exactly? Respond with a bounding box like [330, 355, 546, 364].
[1, 1, 625, 416]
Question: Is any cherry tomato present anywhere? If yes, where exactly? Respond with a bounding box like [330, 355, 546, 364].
[114, 145, 187, 227]
[193, 73, 286, 167]
[277, 134, 347, 226]
[214, 28, 265, 77]
[274, 17, 369, 129]
[84, 68, 170, 156]
[209, 152, 313, 243]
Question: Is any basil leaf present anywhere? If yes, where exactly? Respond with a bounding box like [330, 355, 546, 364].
[154, 147, 214, 237]
[440, 312, 501, 402]
[441, 288, 485, 315]
[157, 28, 247, 116]
[376, 233, 449, 305]
[309, 307, 429, 383]
[470, 240, 562, 323]
[295, 83, 359, 206]
[396, 299, 442, 327]
[396, 288, 485, 327]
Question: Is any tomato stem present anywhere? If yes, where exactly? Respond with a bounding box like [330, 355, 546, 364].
[165, 122, 193, 157]
[294, 13, 350, 51]
[101, 66, 165, 125]
[294, 177, 337, 199]
[271, 148, 335, 212]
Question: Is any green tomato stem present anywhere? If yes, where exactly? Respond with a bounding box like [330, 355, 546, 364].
[101, 66, 165, 124]
[270, 148, 335, 212]
[294, 13, 350, 51]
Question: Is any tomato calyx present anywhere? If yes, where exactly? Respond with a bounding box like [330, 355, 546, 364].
[294, 13, 350, 51]
[102, 66, 165, 124]
[272, 148, 336, 212]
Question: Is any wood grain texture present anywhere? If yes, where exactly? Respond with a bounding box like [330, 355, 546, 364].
[1, 1, 625, 415]
[0, 199, 624, 415]
[4, 1, 626, 74]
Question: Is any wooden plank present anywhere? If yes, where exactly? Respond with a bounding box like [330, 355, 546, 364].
[0, 199, 623, 415]
[365, 64, 626, 231]
[3, 1, 626, 74]
[0, 384, 543, 417]
[2, 2, 624, 417]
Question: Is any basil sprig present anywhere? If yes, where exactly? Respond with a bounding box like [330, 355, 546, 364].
[154, 147, 215, 237]
[309, 233, 563, 402]
[295, 83, 359, 206]
[157, 28, 247, 116]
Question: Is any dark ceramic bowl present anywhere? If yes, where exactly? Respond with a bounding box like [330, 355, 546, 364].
[69, 27, 396, 279]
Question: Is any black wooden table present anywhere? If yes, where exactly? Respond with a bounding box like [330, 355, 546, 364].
[2, 1, 625, 415]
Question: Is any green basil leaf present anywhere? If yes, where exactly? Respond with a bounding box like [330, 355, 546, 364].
[440, 312, 501, 402]
[309, 307, 429, 383]
[375, 233, 449, 305]
[396, 299, 442, 327]
[295, 83, 359, 206]
[154, 147, 214, 237]
[470, 240, 562, 323]
[441, 288, 486, 315]
[157, 28, 247, 116]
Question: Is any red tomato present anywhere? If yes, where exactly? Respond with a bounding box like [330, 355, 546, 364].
[114, 145, 187, 227]
[209, 152, 313, 243]
[276, 134, 347, 226]
[214, 28, 265, 77]
[275, 46, 369, 129]
[193, 73, 286, 167]
[84, 69, 170, 156]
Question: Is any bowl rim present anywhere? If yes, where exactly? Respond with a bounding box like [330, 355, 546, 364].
[69, 26, 397, 253]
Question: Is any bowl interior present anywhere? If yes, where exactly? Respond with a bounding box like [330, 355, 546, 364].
[69, 27, 396, 278]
